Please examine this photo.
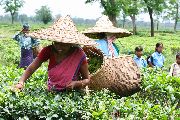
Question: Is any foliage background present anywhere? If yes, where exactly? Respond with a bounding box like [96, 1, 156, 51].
[0, 23, 179, 119]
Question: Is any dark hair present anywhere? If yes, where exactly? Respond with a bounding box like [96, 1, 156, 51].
[23, 23, 30, 29]
[155, 42, 163, 51]
[98, 33, 106, 39]
[135, 46, 143, 52]
[176, 52, 180, 58]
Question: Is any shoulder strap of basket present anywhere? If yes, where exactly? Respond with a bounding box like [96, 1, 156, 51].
[147, 55, 154, 66]
[172, 63, 177, 76]
[151, 56, 154, 65]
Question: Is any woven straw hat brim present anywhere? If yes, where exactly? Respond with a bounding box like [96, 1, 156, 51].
[82, 15, 132, 39]
[83, 27, 132, 39]
[28, 15, 97, 46]
[83, 32, 132, 39]
[29, 30, 97, 46]
[83, 26, 132, 33]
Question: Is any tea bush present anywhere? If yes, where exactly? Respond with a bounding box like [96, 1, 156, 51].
[0, 65, 179, 120]
[0, 23, 180, 119]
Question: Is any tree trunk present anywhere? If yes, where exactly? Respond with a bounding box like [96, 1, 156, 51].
[108, 14, 117, 27]
[157, 21, 159, 31]
[109, 0, 117, 26]
[174, 3, 179, 32]
[100, 0, 118, 26]
[130, 14, 137, 35]
[149, 8, 154, 37]
[144, 0, 154, 37]
[11, 13, 14, 24]
[122, 13, 126, 28]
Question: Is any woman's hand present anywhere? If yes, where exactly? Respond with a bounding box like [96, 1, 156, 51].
[11, 82, 24, 92]
[15, 82, 24, 89]
[66, 57, 90, 90]
[66, 81, 79, 90]
[12, 57, 42, 92]
[66, 79, 90, 90]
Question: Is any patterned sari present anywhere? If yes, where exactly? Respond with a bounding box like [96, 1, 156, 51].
[19, 48, 33, 68]
[47, 48, 86, 91]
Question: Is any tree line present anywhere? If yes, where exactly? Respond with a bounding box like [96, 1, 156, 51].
[85, 0, 180, 36]
[0, 0, 180, 37]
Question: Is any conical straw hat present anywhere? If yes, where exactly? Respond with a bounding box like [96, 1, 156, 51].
[83, 15, 132, 39]
[28, 15, 97, 46]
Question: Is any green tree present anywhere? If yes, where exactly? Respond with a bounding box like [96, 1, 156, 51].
[55, 14, 62, 20]
[164, 0, 179, 32]
[2, 0, 24, 24]
[120, 0, 141, 35]
[154, 14, 161, 31]
[85, 0, 121, 26]
[36, 6, 52, 24]
[119, 12, 127, 28]
[18, 14, 28, 23]
[154, 9, 165, 31]
[142, 0, 166, 37]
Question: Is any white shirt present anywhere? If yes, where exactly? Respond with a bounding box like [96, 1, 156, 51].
[169, 62, 180, 77]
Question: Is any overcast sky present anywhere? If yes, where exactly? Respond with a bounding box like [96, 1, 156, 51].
[0, 0, 150, 21]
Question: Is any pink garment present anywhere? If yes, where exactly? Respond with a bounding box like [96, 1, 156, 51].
[47, 48, 85, 91]
[107, 35, 116, 57]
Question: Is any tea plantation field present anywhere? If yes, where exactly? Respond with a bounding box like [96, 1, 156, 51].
[0, 23, 179, 119]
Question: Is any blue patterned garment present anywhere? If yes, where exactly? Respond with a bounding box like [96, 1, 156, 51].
[133, 55, 147, 68]
[148, 52, 165, 68]
[95, 39, 119, 57]
[13, 32, 40, 50]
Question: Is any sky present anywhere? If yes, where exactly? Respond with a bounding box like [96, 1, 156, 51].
[0, 0, 151, 21]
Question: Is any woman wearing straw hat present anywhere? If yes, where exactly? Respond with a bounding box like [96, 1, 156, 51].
[13, 23, 40, 69]
[13, 16, 97, 91]
[83, 16, 141, 96]
[83, 15, 132, 57]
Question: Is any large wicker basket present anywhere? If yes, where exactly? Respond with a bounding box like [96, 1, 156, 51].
[83, 46, 141, 97]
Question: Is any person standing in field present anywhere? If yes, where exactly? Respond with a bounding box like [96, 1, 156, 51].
[83, 15, 132, 57]
[133, 46, 147, 68]
[13, 16, 96, 92]
[169, 53, 180, 77]
[13, 23, 40, 69]
[148, 43, 165, 68]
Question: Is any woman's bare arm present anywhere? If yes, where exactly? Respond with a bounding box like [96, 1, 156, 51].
[15, 57, 43, 89]
[79, 63, 90, 85]
[66, 63, 90, 89]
